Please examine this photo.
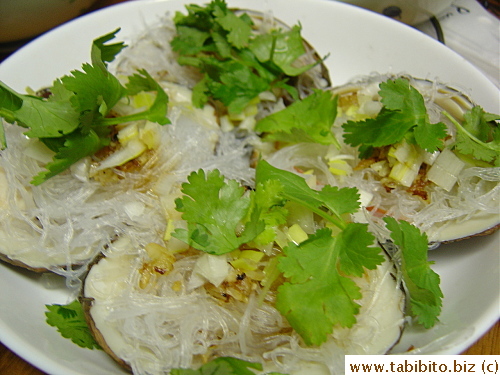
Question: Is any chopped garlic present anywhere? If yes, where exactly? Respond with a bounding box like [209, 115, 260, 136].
[139, 243, 176, 289]
[370, 160, 390, 177]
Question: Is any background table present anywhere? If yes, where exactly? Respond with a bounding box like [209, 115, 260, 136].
[0, 0, 498, 373]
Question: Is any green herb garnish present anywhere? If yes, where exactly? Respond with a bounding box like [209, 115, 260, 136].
[384, 217, 443, 328]
[255, 159, 360, 230]
[276, 225, 383, 346]
[342, 78, 448, 158]
[255, 89, 339, 147]
[0, 29, 170, 185]
[173, 168, 265, 255]
[45, 300, 101, 350]
[170, 356, 287, 375]
[171, 0, 324, 114]
[446, 105, 500, 166]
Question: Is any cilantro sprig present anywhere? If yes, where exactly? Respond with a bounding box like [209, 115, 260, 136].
[276, 225, 383, 346]
[384, 217, 443, 328]
[445, 106, 500, 166]
[255, 160, 360, 230]
[0, 29, 170, 185]
[171, 357, 286, 375]
[171, 0, 324, 114]
[45, 300, 101, 350]
[173, 168, 265, 255]
[173, 160, 363, 255]
[342, 78, 448, 158]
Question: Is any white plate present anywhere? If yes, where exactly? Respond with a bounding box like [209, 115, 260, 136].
[0, 0, 498, 374]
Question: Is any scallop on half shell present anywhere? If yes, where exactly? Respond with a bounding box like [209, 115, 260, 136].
[327, 74, 499, 244]
[81, 243, 405, 375]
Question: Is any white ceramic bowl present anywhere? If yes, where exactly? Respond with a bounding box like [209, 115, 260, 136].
[335, 0, 454, 24]
[0, 0, 99, 43]
[0, 1, 498, 374]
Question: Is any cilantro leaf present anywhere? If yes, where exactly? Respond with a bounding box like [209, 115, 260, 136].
[455, 130, 498, 164]
[462, 106, 496, 141]
[32, 128, 109, 185]
[412, 116, 448, 152]
[447, 106, 500, 166]
[250, 179, 289, 246]
[249, 25, 321, 77]
[213, 6, 252, 49]
[170, 25, 211, 55]
[0, 81, 79, 140]
[45, 300, 101, 350]
[104, 69, 170, 126]
[173, 169, 264, 254]
[316, 185, 361, 221]
[379, 77, 426, 115]
[337, 222, 384, 277]
[202, 59, 270, 114]
[255, 90, 339, 146]
[342, 109, 410, 148]
[384, 217, 443, 328]
[170, 357, 287, 375]
[60, 62, 126, 122]
[91, 28, 126, 72]
[276, 225, 382, 346]
[62, 28, 127, 120]
[255, 160, 360, 229]
[342, 78, 448, 154]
